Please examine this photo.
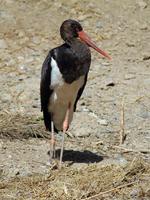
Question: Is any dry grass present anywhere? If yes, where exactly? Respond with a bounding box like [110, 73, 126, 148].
[0, 157, 150, 200]
[0, 113, 49, 139]
[0, 113, 150, 199]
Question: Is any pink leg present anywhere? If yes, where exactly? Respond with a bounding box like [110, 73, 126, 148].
[59, 103, 71, 168]
[50, 120, 55, 163]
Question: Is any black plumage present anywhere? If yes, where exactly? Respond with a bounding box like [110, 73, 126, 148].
[40, 19, 111, 166]
[40, 41, 91, 132]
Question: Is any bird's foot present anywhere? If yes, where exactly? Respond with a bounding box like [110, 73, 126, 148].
[50, 148, 56, 159]
[49, 139, 56, 162]
[47, 159, 59, 170]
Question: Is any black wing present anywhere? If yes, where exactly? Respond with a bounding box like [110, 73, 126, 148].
[74, 73, 88, 112]
[40, 51, 54, 132]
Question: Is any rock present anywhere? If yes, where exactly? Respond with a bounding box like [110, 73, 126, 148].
[18, 65, 27, 71]
[1, 94, 11, 103]
[19, 37, 29, 45]
[75, 127, 91, 137]
[126, 41, 135, 47]
[106, 82, 115, 87]
[0, 141, 4, 150]
[0, 39, 8, 49]
[32, 36, 41, 44]
[88, 112, 98, 118]
[139, 109, 150, 119]
[72, 163, 88, 169]
[96, 21, 103, 29]
[32, 104, 38, 108]
[105, 78, 115, 87]
[3, 0, 14, 4]
[0, 10, 15, 21]
[114, 154, 128, 167]
[130, 188, 141, 198]
[146, 189, 150, 197]
[140, 23, 148, 30]
[78, 14, 91, 21]
[124, 74, 136, 80]
[26, 57, 34, 63]
[15, 171, 20, 176]
[17, 56, 24, 62]
[97, 119, 108, 126]
[137, 0, 147, 9]
[102, 62, 111, 66]
[82, 108, 89, 112]
[6, 59, 16, 67]
[103, 145, 109, 151]
[143, 55, 150, 61]
[0, 169, 3, 178]
[18, 78, 23, 81]
[18, 31, 25, 38]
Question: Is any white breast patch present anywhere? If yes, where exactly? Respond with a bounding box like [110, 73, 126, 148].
[49, 57, 85, 131]
[50, 57, 64, 89]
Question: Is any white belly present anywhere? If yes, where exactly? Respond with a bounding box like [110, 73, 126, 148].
[48, 76, 85, 130]
[48, 57, 85, 130]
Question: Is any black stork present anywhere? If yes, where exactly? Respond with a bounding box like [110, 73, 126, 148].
[40, 19, 111, 167]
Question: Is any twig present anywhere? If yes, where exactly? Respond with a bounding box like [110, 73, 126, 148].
[134, 96, 145, 103]
[119, 98, 126, 145]
[112, 145, 150, 154]
[66, 131, 74, 138]
[15, 90, 24, 103]
[82, 181, 138, 200]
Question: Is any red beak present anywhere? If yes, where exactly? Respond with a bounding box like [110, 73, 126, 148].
[78, 31, 111, 60]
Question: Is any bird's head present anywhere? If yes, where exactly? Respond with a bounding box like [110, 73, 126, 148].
[60, 19, 111, 60]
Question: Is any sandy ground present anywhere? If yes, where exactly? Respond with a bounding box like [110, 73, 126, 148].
[0, 0, 150, 199]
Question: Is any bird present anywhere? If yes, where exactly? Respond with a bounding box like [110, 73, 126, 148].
[40, 19, 111, 167]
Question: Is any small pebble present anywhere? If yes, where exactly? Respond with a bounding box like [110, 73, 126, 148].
[18, 31, 25, 38]
[102, 62, 111, 66]
[105, 79, 115, 87]
[140, 23, 148, 30]
[96, 21, 103, 29]
[6, 60, 16, 67]
[146, 189, 150, 197]
[126, 42, 135, 47]
[130, 188, 140, 198]
[106, 82, 115, 87]
[97, 119, 108, 126]
[32, 36, 41, 44]
[0, 39, 8, 49]
[137, 0, 147, 9]
[75, 127, 91, 137]
[124, 74, 136, 80]
[78, 14, 90, 21]
[143, 55, 150, 61]
[32, 104, 38, 108]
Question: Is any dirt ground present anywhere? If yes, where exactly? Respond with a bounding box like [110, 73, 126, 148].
[0, 0, 150, 199]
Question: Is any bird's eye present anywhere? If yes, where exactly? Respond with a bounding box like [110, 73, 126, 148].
[71, 23, 76, 31]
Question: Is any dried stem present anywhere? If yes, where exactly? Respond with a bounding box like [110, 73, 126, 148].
[119, 98, 126, 144]
[112, 145, 150, 154]
[82, 181, 138, 200]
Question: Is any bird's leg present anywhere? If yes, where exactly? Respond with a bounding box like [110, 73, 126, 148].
[59, 102, 71, 168]
[50, 119, 55, 163]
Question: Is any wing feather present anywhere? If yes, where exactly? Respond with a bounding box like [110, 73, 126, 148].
[74, 74, 88, 112]
[40, 51, 53, 131]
